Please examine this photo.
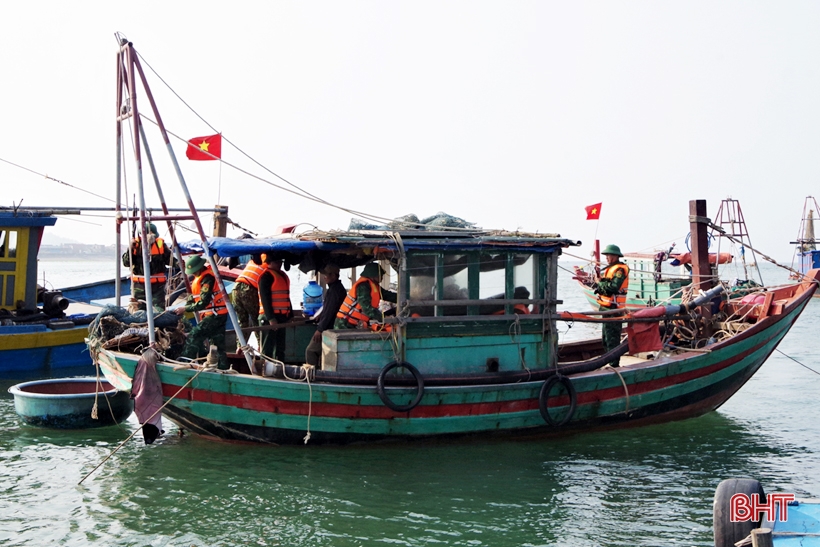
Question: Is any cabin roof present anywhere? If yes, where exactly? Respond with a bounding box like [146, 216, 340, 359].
[0, 211, 57, 228]
[183, 230, 580, 259]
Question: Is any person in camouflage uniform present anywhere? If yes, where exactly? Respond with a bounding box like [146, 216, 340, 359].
[334, 263, 397, 330]
[230, 254, 266, 333]
[594, 244, 630, 367]
[175, 255, 229, 369]
[123, 222, 171, 313]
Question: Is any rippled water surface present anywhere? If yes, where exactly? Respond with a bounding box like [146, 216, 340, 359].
[1, 260, 818, 546]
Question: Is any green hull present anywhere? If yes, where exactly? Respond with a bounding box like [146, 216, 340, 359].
[96, 285, 811, 444]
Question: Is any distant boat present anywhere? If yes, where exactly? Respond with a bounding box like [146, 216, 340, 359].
[574, 198, 764, 310]
[790, 196, 820, 294]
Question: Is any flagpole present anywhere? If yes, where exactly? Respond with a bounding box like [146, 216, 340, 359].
[594, 219, 601, 276]
[217, 132, 223, 205]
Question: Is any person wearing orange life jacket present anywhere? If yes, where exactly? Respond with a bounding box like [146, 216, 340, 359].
[257, 256, 293, 361]
[334, 263, 397, 330]
[174, 255, 230, 369]
[230, 254, 266, 332]
[122, 222, 171, 312]
[594, 244, 630, 367]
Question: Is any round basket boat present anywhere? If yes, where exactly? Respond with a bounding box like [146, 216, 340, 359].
[8, 377, 133, 429]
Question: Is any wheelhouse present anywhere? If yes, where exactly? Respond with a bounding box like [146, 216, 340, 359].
[196, 229, 578, 375]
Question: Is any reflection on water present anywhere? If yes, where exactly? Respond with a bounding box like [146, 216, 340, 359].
[0, 262, 817, 545]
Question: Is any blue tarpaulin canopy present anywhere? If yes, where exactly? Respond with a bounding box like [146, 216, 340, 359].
[179, 232, 579, 273]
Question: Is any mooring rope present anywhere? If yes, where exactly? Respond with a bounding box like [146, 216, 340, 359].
[776, 348, 820, 377]
[603, 364, 631, 415]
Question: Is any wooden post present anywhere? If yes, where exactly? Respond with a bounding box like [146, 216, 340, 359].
[689, 199, 713, 337]
[213, 205, 228, 237]
[689, 200, 712, 292]
[750, 528, 773, 547]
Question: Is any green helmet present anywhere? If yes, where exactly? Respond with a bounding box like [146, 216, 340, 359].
[185, 255, 207, 275]
[601, 244, 623, 257]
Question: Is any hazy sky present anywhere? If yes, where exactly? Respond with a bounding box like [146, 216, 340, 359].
[2, 2, 819, 263]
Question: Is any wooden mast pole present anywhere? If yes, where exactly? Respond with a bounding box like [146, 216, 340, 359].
[689, 199, 713, 337]
[130, 46, 255, 373]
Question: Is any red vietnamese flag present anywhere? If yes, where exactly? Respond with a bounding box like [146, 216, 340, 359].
[585, 202, 602, 220]
[186, 134, 222, 161]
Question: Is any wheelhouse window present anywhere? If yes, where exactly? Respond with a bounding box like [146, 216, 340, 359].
[402, 251, 544, 317]
[0, 230, 17, 259]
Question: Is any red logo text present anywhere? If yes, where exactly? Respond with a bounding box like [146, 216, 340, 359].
[730, 493, 795, 522]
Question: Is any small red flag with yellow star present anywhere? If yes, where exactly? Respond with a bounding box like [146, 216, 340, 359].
[585, 202, 602, 220]
[186, 134, 222, 161]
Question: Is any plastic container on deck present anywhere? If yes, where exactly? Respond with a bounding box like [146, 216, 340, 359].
[302, 281, 323, 317]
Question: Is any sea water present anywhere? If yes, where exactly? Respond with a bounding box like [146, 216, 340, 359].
[0, 259, 818, 546]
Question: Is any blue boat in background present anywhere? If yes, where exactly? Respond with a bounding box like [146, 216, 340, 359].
[791, 196, 820, 285]
[0, 210, 129, 377]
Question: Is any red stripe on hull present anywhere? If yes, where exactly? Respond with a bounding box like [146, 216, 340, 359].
[162, 324, 775, 420]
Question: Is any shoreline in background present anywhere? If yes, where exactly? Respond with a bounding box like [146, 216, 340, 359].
[39, 244, 116, 259]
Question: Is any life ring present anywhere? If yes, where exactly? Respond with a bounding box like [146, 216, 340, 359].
[377, 361, 425, 412]
[539, 374, 577, 427]
[713, 478, 765, 547]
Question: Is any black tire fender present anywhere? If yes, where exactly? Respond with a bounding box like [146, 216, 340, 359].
[377, 361, 424, 412]
[713, 478, 765, 547]
[539, 374, 577, 427]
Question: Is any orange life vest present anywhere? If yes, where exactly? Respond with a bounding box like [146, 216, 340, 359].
[191, 267, 229, 317]
[131, 238, 168, 284]
[235, 261, 266, 289]
[258, 269, 292, 316]
[492, 304, 530, 315]
[336, 278, 381, 327]
[596, 263, 630, 308]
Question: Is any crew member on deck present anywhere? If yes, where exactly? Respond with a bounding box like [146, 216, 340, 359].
[335, 263, 397, 330]
[258, 256, 293, 361]
[123, 222, 171, 312]
[594, 244, 630, 367]
[305, 264, 346, 366]
[230, 254, 266, 333]
[175, 255, 230, 370]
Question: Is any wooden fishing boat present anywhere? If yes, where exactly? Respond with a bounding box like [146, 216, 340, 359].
[89, 197, 818, 445]
[89, 41, 817, 445]
[0, 211, 110, 375]
[8, 377, 132, 428]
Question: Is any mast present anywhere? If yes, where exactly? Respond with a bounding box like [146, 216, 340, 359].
[711, 197, 763, 285]
[803, 209, 816, 251]
[115, 36, 255, 373]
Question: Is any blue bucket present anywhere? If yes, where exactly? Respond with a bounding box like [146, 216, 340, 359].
[303, 281, 323, 317]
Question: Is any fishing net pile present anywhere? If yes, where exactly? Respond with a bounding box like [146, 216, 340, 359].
[349, 212, 476, 231]
[87, 305, 187, 357]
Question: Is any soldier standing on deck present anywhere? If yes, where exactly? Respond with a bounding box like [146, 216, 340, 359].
[594, 244, 630, 367]
[123, 222, 171, 313]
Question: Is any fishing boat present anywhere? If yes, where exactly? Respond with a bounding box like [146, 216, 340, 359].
[0, 210, 113, 376]
[573, 198, 764, 310]
[89, 40, 818, 445]
[8, 377, 133, 428]
[91, 206, 818, 444]
[713, 478, 819, 547]
[790, 197, 820, 291]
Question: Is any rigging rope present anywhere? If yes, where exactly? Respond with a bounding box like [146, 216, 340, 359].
[0, 157, 116, 204]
